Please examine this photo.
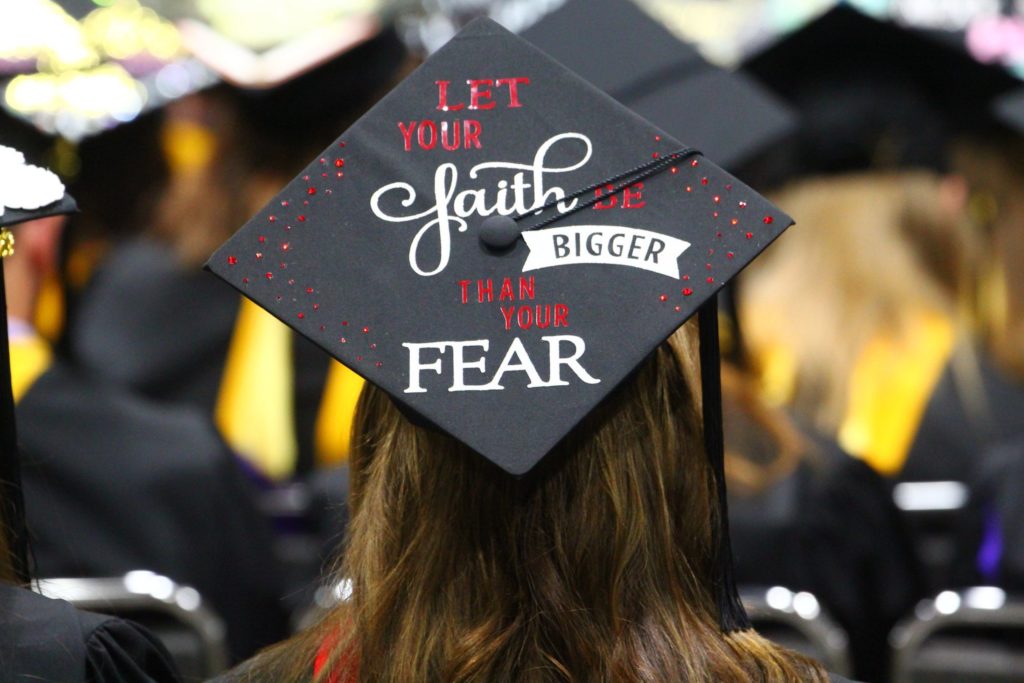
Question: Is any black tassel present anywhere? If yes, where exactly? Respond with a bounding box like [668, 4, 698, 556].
[698, 297, 751, 632]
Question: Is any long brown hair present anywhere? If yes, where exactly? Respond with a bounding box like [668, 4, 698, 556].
[238, 323, 828, 682]
[740, 171, 975, 433]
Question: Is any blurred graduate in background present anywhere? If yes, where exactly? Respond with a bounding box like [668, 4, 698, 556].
[0, 140, 181, 682]
[1, 1, 288, 662]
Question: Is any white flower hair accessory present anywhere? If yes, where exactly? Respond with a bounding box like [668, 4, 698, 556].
[0, 145, 66, 219]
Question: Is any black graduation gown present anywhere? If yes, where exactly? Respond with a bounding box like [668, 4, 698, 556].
[70, 239, 331, 474]
[729, 432, 923, 683]
[16, 360, 289, 662]
[0, 582, 180, 682]
[903, 349, 1024, 483]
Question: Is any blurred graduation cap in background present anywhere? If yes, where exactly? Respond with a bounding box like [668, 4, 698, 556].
[520, 0, 796, 170]
[744, 3, 1020, 179]
[0, 146, 76, 584]
[207, 16, 793, 630]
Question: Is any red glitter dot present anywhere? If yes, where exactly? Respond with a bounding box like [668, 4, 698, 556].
[335, 159, 344, 168]
[319, 157, 326, 164]
[713, 211, 719, 218]
[706, 263, 712, 270]
[298, 312, 305, 319]
[342, 321, 348, 326]
[255, 252, 264, 260]
[281, 200, 289, 207]
[356, 355, 363, 361]
[276, 295, 282, 301]
[303, 175, 310, 181]
[683, 288, 693, 296]
[727, 252, 735, 259]
[326, 189, 333, 195]
[279, 262, 287, 269]
[227, 255, 237, 265]
[268, 215, 277, 223]
[763, 215, 774, 224]
[340, 337, 347, 344]
[701, 177, 709, 186]
[281, 242, 290, 251]
[674, 306, 681, 312]
[336, 172, 344, 178]
[652, 152, 660, 159]
[370, 343, 377, 349]
[738, 201, 748, 208]
[265, 272, 273, 280]
[242, 277, 249, 284]
[338, 141, 346, 148]
[682, 275, 690, 281]
[708, 248, 715, 255]
[322, 172, 328, 178]
[690, 159, 699, 167]
[671, 167, 678, 174]
[686, 186, 693, 192]
[313, 303, 320, 311]
[713, 195, 721, 203]
[725, 184, 733, 191]
[303, 201, 309, 206]
[258, 235, 266, 243]
[716, 231, 723, 238]
[362, 326, 369, 334]
[655, 135, 661, 141]
[375, 361, 383, 368]
[745, 232, 754, 239]
[320, 325, 325, 331]
[730, 218, 739, 225]
[706, 276, 714, 284]
[297, 215, 306, 222]
[307, 187, 317, 196]
[659, 294, 668, 302]
[288, 278, 295, 285]
[306, 287, 314, 294]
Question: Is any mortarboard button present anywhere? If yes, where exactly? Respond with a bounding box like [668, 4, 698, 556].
[479, 214, 520, 249]
[206, 17, 792, 477]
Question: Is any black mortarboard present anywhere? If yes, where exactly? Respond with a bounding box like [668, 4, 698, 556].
[745, 4, 1020, 176]
[520, 0, 796, 168]
[0, 145, 77, 584]
[207, 18, 792, 631]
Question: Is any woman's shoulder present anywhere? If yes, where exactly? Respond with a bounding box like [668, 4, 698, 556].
[0, 583, 180, 682]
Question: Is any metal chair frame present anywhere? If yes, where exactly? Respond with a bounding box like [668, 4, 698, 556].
[35, 572, 229, 677]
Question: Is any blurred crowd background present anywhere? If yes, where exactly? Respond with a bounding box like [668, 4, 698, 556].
[4, 0, 1024, 681]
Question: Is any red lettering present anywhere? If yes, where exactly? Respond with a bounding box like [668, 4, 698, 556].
[418, 120, 437, 150]
[464, 120, 483, 149]
[496, 77, 530, 107]
[535, 305, 551, 329]
[436, 80, 465, 111]
[500, 306, 515, 330]
[441, 121, 461, 151]
[477, 279, 493, 303]
[458, 279, 471, 304]
[519, 276, 534, 300]
[398, 121, 416, 152]
[468, 79, 496, 110]
[554, 304, 569, 327]
[498, 278, 515, 301]
[622, 181, 645, 208]
[517, 306, 533, 329]
[594, 184, 617, 210]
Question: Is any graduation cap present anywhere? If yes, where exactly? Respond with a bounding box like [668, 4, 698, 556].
[207, 17, 792, 632]
[519, 0, 796, 168]
[0, 144, 77, 584]
[744, 4, 1020, 176]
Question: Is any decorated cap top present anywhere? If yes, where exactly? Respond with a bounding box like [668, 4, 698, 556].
[206, 18, 792, 475]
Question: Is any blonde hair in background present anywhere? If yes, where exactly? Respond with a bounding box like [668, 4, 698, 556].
[740, 171, 977, 437]
[233, 323, 828, 683]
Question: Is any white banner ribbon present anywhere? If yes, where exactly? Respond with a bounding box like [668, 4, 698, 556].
[521, 225, 690, 279]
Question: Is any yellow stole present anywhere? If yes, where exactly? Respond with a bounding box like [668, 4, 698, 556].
[9, 332, 52, 404]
